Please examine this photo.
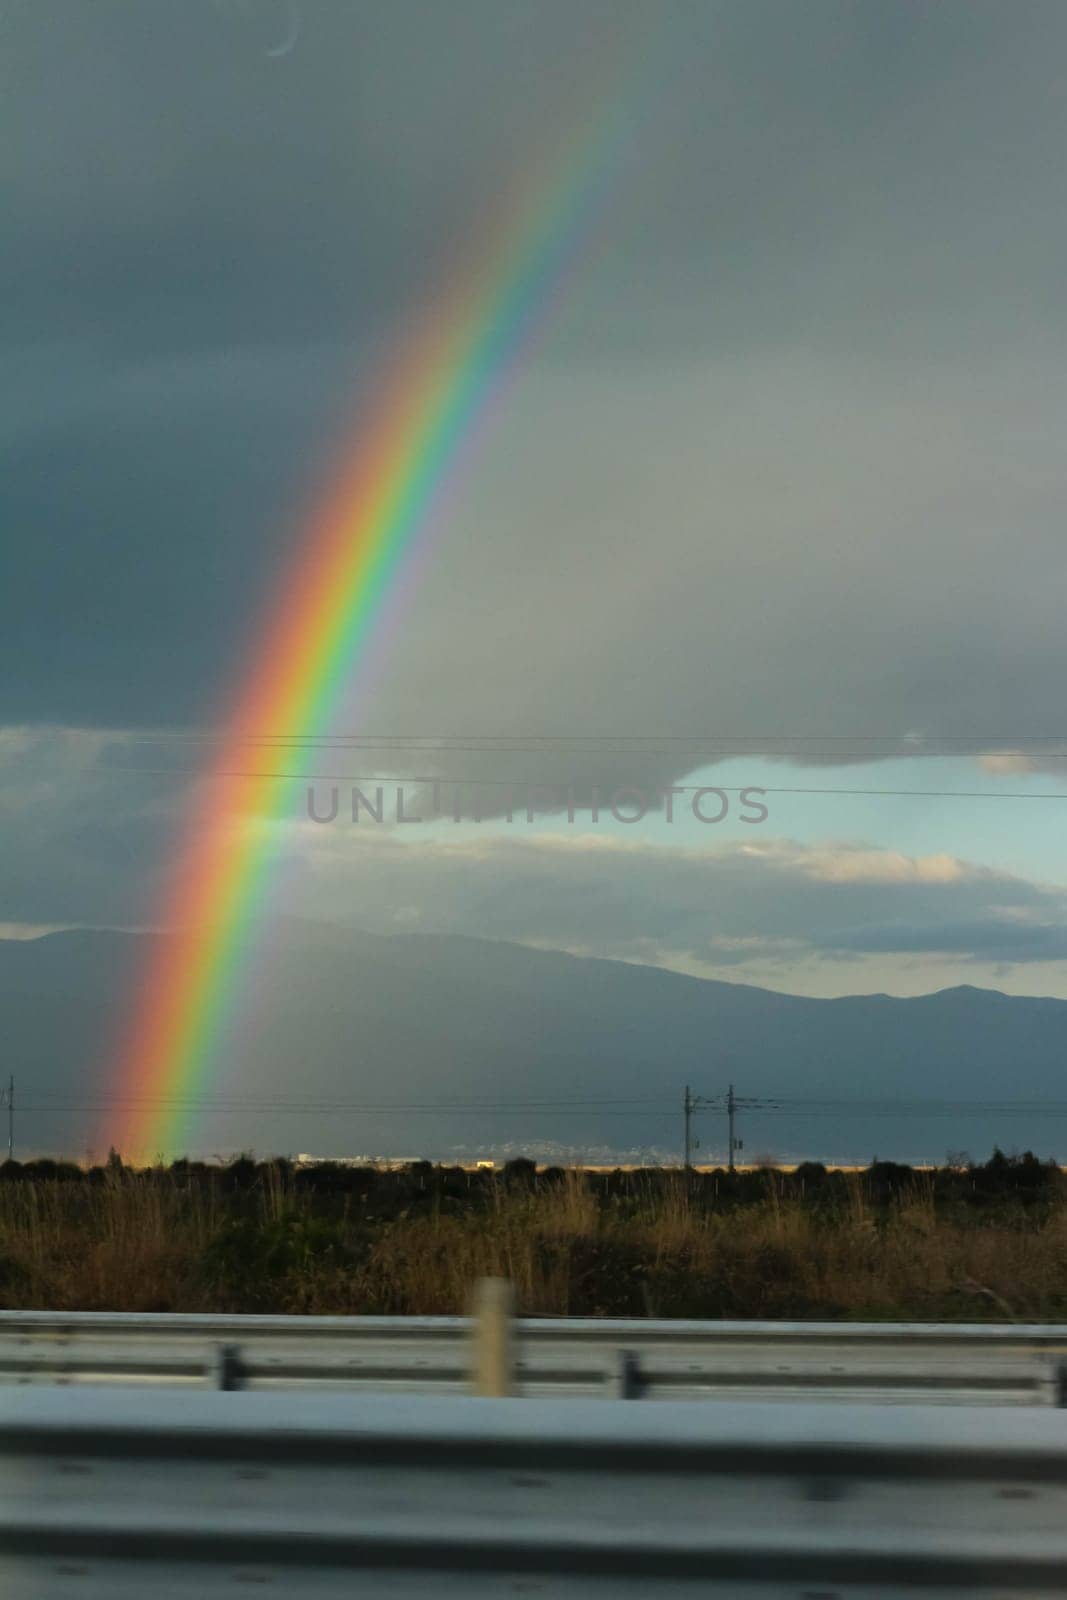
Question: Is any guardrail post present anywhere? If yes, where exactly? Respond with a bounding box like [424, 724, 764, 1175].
[469, 1277, 515, 1397]
[1054, 1359, 1067, 1408]
[209, 1343, 244, 1391]
[611, 1349, 646, 1399]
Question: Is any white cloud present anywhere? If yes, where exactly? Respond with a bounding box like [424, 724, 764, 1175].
[278, 824, 1067, 992]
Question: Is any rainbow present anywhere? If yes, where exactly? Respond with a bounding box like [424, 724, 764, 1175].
[108, 85, 632, 1160]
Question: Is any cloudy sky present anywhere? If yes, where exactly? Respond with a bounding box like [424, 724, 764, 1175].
[6, 0, 1067, 999]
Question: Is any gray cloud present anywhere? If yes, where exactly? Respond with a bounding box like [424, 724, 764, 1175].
[4, 721, 1067, 995]
[821, 918, 1067, 962]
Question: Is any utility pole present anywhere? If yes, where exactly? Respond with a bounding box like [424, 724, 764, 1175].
[683, 1085, 692, 1169]
[727, 1082, 736, 1173]
[5, 1075, 12, 1163]
[684, 1086, 722, 1169]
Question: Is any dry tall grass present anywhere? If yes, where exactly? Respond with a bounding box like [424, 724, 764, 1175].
[2, 1166, 1066, 1320]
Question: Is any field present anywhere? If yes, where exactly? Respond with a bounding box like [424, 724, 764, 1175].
[1, 1151, 1066, 1320]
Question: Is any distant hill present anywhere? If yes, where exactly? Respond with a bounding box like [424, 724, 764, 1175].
[3, 923, 1067, 1164]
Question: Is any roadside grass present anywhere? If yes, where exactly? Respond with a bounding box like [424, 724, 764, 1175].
[2, 1152, 1066, 1319]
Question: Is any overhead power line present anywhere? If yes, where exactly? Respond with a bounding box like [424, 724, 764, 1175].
[116, 731, 1067, 743]
[24, 1092, 1067, 1117]
[104, 767, 1067, 802]
[116, 739, 1067, 757]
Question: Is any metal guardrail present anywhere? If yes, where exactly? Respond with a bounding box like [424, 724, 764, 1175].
[4, 1387, 1067, 1596]
[2, 1309, 1067, 1404]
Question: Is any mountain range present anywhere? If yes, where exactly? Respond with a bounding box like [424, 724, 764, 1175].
[3, 923, 1066, 1164]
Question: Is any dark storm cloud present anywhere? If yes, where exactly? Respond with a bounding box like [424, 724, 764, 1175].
[0, 728, 181, 926]
[2, 0, 654, 725]
[5, 0, 1067, 761]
